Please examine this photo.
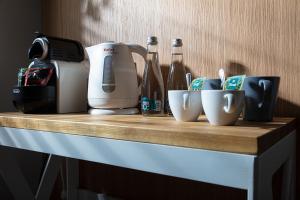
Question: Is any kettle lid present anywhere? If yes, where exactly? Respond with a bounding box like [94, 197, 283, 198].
[85, 42, 128, 54]
[98, 41, 126, 46]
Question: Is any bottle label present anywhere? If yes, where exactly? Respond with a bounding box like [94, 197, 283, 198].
[141, 97, 150, 111]
[154, 100, 161, 112]
[141, 97, 162, 112]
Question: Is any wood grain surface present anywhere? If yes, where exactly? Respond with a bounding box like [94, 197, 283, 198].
[0, 113, 295, 155]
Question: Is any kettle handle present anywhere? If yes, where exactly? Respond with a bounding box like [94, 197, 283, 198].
[128, 44, 147, 61]
[128, 44, 147, 94]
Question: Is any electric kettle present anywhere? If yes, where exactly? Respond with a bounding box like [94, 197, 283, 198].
[86, 42, 147, 114]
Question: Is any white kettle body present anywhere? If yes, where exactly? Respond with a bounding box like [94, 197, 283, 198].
[86, 42, 146, 109]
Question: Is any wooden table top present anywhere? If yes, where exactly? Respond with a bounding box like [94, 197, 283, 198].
[0, 112, 296, 155]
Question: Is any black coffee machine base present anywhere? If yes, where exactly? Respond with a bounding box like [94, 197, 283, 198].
[12, 86, 56, 114]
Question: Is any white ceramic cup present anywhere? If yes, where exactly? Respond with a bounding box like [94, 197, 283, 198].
[201, 90, 245, 125]
[168, 90, 202, 122]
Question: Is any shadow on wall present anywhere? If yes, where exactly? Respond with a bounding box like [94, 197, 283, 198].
[42, 0, 111, 44]
[83, 0, 110, 21]
[160, 64, 194, 89]
[80, 0, 112, 46]
[276, 98, 300, 118]
[225, 62, 249, 77]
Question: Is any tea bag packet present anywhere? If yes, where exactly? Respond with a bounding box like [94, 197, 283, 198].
[223, 75, 246, 90]
[188, 77, 207, 91]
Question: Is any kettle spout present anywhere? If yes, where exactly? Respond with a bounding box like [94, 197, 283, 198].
[85, 46, 94, 60]
[85, 43, 104, 60]
[83, 48, 89, 61]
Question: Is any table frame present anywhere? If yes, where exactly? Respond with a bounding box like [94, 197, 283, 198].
[0, 127, 295, 200]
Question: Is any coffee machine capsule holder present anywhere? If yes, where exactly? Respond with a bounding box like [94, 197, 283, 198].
[12, 33, 88, 114]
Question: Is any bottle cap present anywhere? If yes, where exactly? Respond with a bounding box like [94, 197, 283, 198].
[172, 38, 183, 47]
[147, 36, 158, 45]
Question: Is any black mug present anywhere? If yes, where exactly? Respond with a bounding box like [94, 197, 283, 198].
[203, 79, 222, 90]
[243, 76, 280, 121]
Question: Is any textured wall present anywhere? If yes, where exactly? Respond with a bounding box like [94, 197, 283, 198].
[42, 0, 299, 199]
[42, 0, 300, 117]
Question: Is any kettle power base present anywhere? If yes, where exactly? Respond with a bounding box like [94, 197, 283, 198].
[89, 108, 139, 115]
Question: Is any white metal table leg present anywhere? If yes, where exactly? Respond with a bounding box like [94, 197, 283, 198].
[35, 154, 64, 200]
[246, 162, 273, 200]
[248, 131, 296, 200]
[256, 173, 273, 200]
[247, 181, 255, 200]
[281, 137, 296, 200]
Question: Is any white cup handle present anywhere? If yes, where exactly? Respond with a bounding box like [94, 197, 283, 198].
[224, 93, 234, 113]
[183, 93, 190, 110]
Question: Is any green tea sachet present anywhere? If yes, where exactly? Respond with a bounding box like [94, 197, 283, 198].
[188, 77, 207, 91]
[223, 75, 246, 90]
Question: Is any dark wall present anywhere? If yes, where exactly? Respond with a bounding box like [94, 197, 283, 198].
[0, 0, 41, 111]
[0, 0, 45, 199]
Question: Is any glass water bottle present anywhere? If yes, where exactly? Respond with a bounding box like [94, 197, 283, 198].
[166, 38, 187, 115]
[141, 36, 165, 116]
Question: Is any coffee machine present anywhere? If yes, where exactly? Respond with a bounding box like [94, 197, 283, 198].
[12, 33, 88, 113]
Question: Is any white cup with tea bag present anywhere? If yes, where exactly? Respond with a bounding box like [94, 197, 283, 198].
[168, 90, 202, 122]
